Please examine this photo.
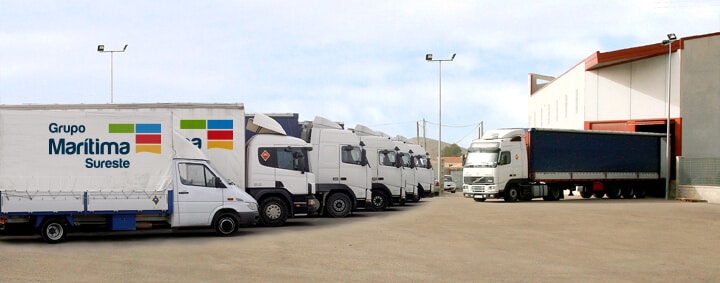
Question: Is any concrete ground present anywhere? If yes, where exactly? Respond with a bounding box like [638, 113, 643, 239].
[1, 192, 719, 282]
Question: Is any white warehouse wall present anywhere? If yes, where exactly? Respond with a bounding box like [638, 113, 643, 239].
[585, 54, 680, 122]
[528, 63, 586, 129]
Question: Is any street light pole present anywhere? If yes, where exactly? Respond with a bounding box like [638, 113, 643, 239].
[426, 53, 456, 186]
[661, 33, 676, 200]
[97, 44, 128, 104]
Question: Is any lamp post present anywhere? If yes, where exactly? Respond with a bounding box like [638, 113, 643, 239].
[425, 53, 456, 185]
[97, 44, 128, 104]
[661, 33, 676, 200]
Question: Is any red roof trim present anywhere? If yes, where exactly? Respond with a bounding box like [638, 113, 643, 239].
[585, 41, 681, 71]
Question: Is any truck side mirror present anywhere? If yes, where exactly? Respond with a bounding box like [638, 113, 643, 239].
[360, 149, 369, 167]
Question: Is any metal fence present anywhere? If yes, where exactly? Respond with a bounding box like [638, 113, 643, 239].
[677, 157, 720, 186]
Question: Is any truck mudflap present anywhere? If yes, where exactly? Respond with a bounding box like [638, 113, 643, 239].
[237, 210, 260, 226]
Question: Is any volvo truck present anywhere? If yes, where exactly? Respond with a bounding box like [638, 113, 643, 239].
[300, 117, 371, 217]
[462, 128, 665, 202]
[353, 124, 405, 210]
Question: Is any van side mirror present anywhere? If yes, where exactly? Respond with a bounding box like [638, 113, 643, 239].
[214, 177, 226, 188]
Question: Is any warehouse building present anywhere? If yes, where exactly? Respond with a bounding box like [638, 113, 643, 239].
[528, 31, 720, 202]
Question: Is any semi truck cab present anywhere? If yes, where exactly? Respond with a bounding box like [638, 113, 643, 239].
[463, 129, 528, 201]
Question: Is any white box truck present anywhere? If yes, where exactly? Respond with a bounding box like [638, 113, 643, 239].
[0, 104, 259, 243]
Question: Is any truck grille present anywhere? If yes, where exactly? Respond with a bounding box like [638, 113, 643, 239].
[465, 176, 493, 185]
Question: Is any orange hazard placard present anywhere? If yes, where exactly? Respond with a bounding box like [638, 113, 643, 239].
[261, 150, 271, 162]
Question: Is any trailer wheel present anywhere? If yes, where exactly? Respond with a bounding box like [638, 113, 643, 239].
[213, 213, 239, 236]
[40, 218, 68, 244]
[326, 193, 351, 218]
[580, 191, 593, 199]
[504, 185, 519, 202]
[593, 192, 605, 199]
[621, 187, 635, 199]
[607, 187, 622, 199]
[370, 190, 389, 211]
[634, 188, 646, 199]
[259, 197, 288, 227]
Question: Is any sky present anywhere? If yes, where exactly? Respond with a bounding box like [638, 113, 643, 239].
[1, 0, 719, 147]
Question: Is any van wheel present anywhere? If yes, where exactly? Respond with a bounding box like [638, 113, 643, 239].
[213, 213, 239, 236]
[504, 185, 519, 202]
[326, 193, 351, 218]
[370, 190, 389, 211]
[40, 218, 68, 244]
[259, 197, 287, 227]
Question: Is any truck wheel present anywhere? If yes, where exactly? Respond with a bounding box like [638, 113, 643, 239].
[370, 190, 389, 211]
[580, 191, 593, 199]
[593, 192, 605, 199]
[259, 197, 288, 227]
[607, 187, 622, 199]
[634, 188, 646, 199]
[504, 186, 519, 202]
[326, 193, 351, 218]
[621, 187, 634, 199]
[40, 218, 68, 244]
[543, 187, 561, 201]
[213, 213, 239, 236]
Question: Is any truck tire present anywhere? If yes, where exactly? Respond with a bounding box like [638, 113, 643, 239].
[40, 218, 68, 244]
[634, 187, 646, 199]
[326, 193, 352, 218]
[580, 191, 593, 199]
[504, 185, 519, 202]
[370, 190, 389, 211]
[259, 197, 288, 227]
[543, 186, 561, 201]
[621, 187, 634, 199]
[607, 186, 622, 199]
[213, 213, 239, 236]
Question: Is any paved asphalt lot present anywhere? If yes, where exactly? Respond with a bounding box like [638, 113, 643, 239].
[1, 192, 719, 282]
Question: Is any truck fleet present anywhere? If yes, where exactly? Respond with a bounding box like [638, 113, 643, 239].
[462, 128, 666, 202]
[0, 102, 668, 243]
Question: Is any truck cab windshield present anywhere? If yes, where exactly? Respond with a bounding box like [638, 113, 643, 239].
[464, 147, 500, 168]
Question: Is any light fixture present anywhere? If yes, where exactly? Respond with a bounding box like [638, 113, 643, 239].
[97, 44, 129, 104]
[425, 53, 456, 188]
